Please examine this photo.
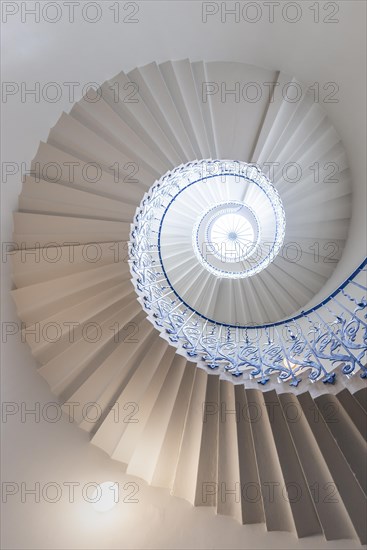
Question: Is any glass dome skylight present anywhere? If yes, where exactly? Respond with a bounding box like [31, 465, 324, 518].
[192, 200, 265, 277]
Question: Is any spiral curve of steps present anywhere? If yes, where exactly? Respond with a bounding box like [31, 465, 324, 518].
[10, 60, 366, 543]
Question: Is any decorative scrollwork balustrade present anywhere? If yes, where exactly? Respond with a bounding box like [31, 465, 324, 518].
[129, 160, 367, 388]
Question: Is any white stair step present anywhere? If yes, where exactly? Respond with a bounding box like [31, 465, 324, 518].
[159, 59, 210, 159]
[11, 242, 129, 288]
[150, 362, 196, 489]
[102, 71, 181, 167]
[245, 389, 295, 533]
[31, 142, 143, 204]
[263, 390, 322, 537]
[203, 61, 277, 160]
[172, 368, 208, 503]
[62, 319, 155, 428]
[354, 388, 367, 414]
[71, 97, 167, 177]
[13, 212, 130, 248]
[298, 391, 367, 545]
[217, 381, 243, 523]
[194, 374, 219, 507]
[38, 298, 141, 396]
[279, 392, 357, 541]
[235, 386, 264, 524]
[314, 393, 367, 495]
[111, 346, 177, 464]
[12, 262, 130, 324]
[19, 176, 136, 222]
[21, 286, 134, 364]
[251, 71, 291, 162]
[48, 112, 155, 186]
[127, 355, 187, 483]
[128, 63, 195, 161]
[191, 61, 217, 157]
[91, 336, 169, 455]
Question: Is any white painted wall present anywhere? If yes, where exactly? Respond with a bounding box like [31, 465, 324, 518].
[1, 1, 366, 548]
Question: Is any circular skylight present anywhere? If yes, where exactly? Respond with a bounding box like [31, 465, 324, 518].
[193, 200, 262, 273]
[211, 212, 254, 262]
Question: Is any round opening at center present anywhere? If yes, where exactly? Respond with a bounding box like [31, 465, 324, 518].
[209, 212, 255, 263]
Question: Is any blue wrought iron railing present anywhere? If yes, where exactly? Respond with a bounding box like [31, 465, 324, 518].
[129, 160, 367, 388]
[132, 250, 366, 388]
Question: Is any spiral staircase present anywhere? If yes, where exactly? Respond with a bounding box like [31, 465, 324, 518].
[10, 60, 366, 543]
